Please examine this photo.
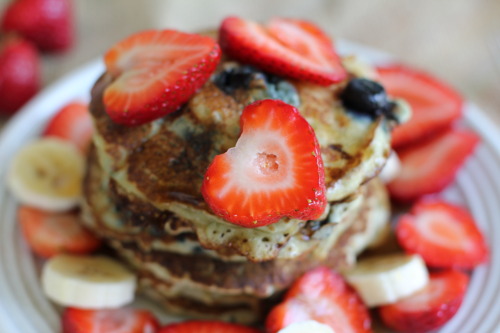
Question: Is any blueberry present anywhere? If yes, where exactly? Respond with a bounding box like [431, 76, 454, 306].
[265, 80, 300, 107]
[341, 78, 396, 119]
[213, 65, 300, 107]
[213, 65, 264, 94]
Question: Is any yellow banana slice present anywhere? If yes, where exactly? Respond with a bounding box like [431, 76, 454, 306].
[42, 254, 136, 309]
[343, 253, 428, 307]
[379, 150, 401, 183]
[7, 138, 84, 211]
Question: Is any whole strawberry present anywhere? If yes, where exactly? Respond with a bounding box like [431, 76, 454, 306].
[1, 0, 74, 52]
[0, 34, 40, 113]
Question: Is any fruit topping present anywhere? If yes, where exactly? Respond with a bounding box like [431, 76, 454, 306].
[214, 64, 300, 106]
[103, 30, 221, 126]
[376, 64, 463, 149]
[396, 199, 489, 270]
[219, 16, 346, 86]
[265, 267, 371, 333]
[214, 65, 264, 94]
[159, 320, 261, 333]
[43, 254, 136, 309]
[62, 307, 159, 333]
[0, 34, 40, 113]
[18, 206, 101, 258]
[7, 138, 85, 211]
[379, 270, 469, 333]
[379, 150, 401, 183]
[277, 320, 334, 333]
[1, 0, 74, 52]
[341, 78, 397, 120]
[344, 253, 429, 307]
[43, 101, 94, 152]
[387, 128, 480, 202]
[201, 99, 326, 228]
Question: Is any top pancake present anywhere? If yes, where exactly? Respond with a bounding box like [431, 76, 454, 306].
[91, 61, 392, 202]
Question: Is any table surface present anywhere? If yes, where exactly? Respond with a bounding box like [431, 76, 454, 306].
[1, 0, 499, 127]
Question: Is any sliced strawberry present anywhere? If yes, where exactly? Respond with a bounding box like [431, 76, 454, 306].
[379, 270, 469, 333]
[266, 267, 371, 333]
[387, 128, 480, 201]
[376, 64, 463, 149]
[201, 99, 326, 228]
[0, 34, 40, 113]
[1, 0, 74, 52]
[103, 30, 220, 126]
[18, 206, 101, 258]
[219, 16, 346, 86]
[43, 101, 93, 152]
[62, 307, 160, 333]
[159, 320, 260, 333]
[396, 199, 488, 269]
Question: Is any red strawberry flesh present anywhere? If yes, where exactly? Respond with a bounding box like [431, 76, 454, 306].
[219, 16, 346, 86]
[379, 270, 469, 333]
[388, 128, 480, 201]
[1, 0, 74, 52]
[266, 267, 371, 333]
[0, 34, 40, 113]
[62, 307, 160, 333]
[201, 99, 326, 228]
[376, 64, 463, 149]
[396, 199, 489, 269]
[43, 101, 93, 152]
[159, 320, 260, 333]
[18, 206, 101, 258]
[103, 30, 220, 126]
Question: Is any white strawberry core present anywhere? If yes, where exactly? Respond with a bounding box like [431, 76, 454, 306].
[415, 211, 473, 251]
[254, 152, 279, 175]
[218, 128, 295, 198]
[93, 308, 136, 332]
[268, 19, 332, 68]
[244, 19, 332, 73]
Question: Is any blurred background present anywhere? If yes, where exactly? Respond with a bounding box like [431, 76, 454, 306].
[1, 0, 500, 124]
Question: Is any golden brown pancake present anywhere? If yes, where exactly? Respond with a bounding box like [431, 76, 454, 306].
[82, 147, 389, 323]
[82, 34, 399, 323]
[83, 145, 376, 262]
[87, 58, 395, 261]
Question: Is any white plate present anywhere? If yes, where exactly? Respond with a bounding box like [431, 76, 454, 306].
[0, 41, 499, 333]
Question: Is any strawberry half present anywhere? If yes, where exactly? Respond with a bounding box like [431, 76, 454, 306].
[0, 34, 40, 113]
[1, 0, 74, 52]
[396, 199, 488, 269]
[379, 270, 469, 333]
[201, 99, 326, 228]
[43, 101, 93, 152]
[103, 30, 221, 126]
[159, 320, 260, 333]
[18, 206, 101, 258]
[266, 267, 371, 333]
[62, 307, 160, 333]
[219, 16, 346, 86]
[376, 64, 463, 149]
[388, 128, 480, 202]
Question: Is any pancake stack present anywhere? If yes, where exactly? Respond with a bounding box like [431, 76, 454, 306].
[81, 45, 401, 323]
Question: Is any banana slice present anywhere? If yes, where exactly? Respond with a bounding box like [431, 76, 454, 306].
[7, 138, 84, 212]
[42, 254, 136, 309]
[379, 150, 401, 183]
[278, 320, 335, 333]
[343, 253, 428, 307]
